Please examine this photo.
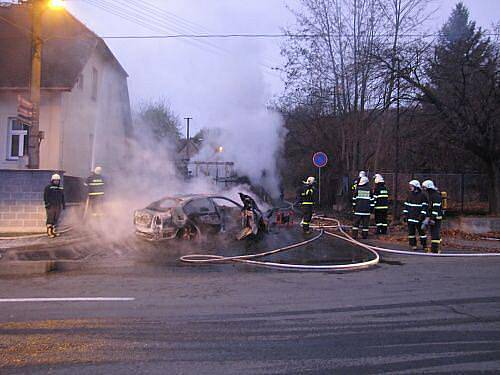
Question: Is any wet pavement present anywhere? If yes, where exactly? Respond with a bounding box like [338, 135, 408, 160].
[1, 226, 500, 373]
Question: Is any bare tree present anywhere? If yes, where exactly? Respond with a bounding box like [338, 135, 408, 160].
[387, 4, 500, 213]
[281, 0, 433, 166]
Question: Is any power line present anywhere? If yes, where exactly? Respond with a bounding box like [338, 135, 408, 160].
[83, 0, 224, 55]
[96, 32, 500, 39]
[80, 0, 282, 78]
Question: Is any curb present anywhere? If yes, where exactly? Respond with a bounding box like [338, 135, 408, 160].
[0, 236, 89, 253]
[0, 261, 56, 276]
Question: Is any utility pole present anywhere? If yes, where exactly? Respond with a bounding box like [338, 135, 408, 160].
[184, 117, 192, 160]
[393, 59, 401, 220]
[28, 0, 43, 169]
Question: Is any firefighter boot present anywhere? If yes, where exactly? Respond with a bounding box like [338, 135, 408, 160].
[352, 227, 358, 240]
[47, 225, 56, 238]
[420, 237, 428, 252]
[409, 236, 417, 251]
[431, 241, 441, 254]
[52, 226, 61, 237]
[362, 229, 369, 239]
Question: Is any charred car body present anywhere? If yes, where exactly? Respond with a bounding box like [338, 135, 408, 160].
[134, 194, 266, 241]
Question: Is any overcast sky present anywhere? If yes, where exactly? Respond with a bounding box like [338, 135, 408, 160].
[60, 0, 500, 134]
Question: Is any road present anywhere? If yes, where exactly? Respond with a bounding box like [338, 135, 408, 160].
[1, 232, 500, 374]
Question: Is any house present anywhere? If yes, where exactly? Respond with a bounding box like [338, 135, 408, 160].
[0, 2, 132, 176]
[0, 3, 132, 232]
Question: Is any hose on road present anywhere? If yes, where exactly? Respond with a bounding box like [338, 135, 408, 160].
[314, 216, 500, 257]
[180, 221, 380, 271]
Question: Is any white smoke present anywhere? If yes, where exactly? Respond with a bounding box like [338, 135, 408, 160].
[191, 51, 286, 197]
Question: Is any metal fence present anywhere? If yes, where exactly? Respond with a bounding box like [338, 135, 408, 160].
[369, 172, 489, 214]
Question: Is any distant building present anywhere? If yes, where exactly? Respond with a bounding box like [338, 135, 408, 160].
[0, 3, 132, 177]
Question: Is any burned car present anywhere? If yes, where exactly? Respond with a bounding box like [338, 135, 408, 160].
[133, 194, 266, 241]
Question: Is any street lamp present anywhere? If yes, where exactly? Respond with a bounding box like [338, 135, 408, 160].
[216, 146, 223, 153]
[48, 0, 65, 9]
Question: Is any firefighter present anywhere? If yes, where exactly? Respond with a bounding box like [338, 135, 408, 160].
[351, 171, 366, 197]
[85, 166, 105, 219]
[422, 180, 443, 253]
[297, 176, 316, 234]
[43, 174, 65, 238]
[351, 171, 366, 212]
[372, 174, 389, 235]
[352, 176, 373, 239]
[402, 180, 428, 251]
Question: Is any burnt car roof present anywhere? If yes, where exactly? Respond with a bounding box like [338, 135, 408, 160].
[144, 194, 243, 212]
[159, 194, 239, 202]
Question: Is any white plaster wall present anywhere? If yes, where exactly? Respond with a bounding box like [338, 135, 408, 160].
[0, 48, 130, 178]
[0, 90, 62, 171]
[60, 49, 130, 177]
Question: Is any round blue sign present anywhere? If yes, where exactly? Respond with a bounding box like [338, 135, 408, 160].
[313, 152, 328, 168]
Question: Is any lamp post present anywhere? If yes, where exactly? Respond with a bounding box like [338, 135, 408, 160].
[27, 0, 64, 169]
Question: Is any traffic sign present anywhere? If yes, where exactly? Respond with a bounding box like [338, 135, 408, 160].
[312, 152, 328, 207]
[17, 95, 33, 123]
[313, 152, 328, 168]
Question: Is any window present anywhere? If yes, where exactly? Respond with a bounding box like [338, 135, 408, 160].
[183, 198, 216, 216]
[91, 67, 98, 100]
[7, 117, 29, 160]
[77, 73, 84, 90]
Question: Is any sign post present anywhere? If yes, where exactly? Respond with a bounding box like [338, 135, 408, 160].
[312, 152, 328, 207]
[17, 95, 34, 124]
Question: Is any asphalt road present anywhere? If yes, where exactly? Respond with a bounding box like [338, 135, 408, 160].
[1, 232, 500, 374]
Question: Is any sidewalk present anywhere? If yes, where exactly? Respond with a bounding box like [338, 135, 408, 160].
[366, 228, 500, 253]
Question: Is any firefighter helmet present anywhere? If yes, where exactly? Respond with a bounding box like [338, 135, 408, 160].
[358, 176, 369, 186]
[305, 176, 315, 185]
[409, 180, 421, 189]
[94, 166, 102, 175]
[51, 174, 61, 181]
[422, 180, 436, 190]
[358, 171, 366, 178]
[374, 174, 384, 183]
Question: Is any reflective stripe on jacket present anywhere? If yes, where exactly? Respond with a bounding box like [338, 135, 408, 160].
[86, 173, 105, 196]
[353, 185, 373, 215]
[300, 185, 316, 206]
[403, 189, 427, 223]
[373, 183, 389, 210]
[426, 189, 443, 221]
[44, 183, 65, 208]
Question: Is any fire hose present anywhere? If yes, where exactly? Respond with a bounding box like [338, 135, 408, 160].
[314, 216, 500, 258]
[180, 212, 500, 270]
[180, 220, 381, 271]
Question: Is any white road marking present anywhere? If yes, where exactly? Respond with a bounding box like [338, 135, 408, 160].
[0, 297, 135, 302]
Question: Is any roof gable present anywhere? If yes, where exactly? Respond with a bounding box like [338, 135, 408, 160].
[0, 4, 127, 89]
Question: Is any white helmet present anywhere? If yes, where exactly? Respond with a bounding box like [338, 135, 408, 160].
[305, 176, 315, 185]
[422, 180, 436, 190]
[374, 174, 384, 184]
[358, 171, 366, 178]
[94, 166, 102, 175]
[409, 180, 421, 189]
[51, 173, 61, 181]
[358, 176, 369, 186]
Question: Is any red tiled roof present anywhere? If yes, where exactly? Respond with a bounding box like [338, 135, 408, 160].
[0, 3, 127, 89]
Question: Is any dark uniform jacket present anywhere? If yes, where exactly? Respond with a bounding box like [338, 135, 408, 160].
[86, 173, 105, 197]
[373, 183, 389, 210]
[44, 183, 65, 209]
[403, 189, 427, 223]
[353, 184, 374, 215]
[298, 184, 316, 206]
[426, 189, 443, 221]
